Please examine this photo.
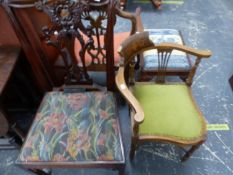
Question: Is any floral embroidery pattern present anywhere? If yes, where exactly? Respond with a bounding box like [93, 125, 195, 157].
[18, 92, 123, 162]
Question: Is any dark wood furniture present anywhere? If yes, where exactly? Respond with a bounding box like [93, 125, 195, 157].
[16, 1, 125, 174]
[0, 45, 41, 148]
[0, 9, 42, 147]
[2, 0, 140, 91]
[116, 32, 212, 162]
[0, 46, 19, 97]
[0, 6, 20, 46]
[73, 0, 138, 76]
[72, 0, 139, 90]
[2, 1, 53, 92]
[0, 46, 25, 148]
[0, 46, 20, 137]
[1, 1, 52, 92]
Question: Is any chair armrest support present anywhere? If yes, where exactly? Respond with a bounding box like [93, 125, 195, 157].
[116, 66, 144, 123]
[135, 7, 144, 32]
[115, 6, 140, 35]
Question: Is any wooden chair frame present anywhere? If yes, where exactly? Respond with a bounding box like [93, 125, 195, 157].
[135, 12, 192, 82]
[139, 30, 192, 82]
[6, 1, 125, 175]
[116, 32, 212, 161]
[75, 0, 138, 90]
[2, 0, 140, 91]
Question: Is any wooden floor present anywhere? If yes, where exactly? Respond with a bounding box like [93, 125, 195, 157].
[1, 0, 233, 174]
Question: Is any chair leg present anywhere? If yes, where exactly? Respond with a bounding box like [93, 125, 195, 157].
[181, 143, 202, 162]
[118, 164, 125, 175]
[151, 0, 162, 9]
[179, 75, 188, 82]
[130, 141, 137, 160]
[135, 54, 140, 70]
[11, 123, 25, 143]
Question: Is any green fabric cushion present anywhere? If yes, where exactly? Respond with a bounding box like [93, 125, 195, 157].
[132, 84, 205, 140]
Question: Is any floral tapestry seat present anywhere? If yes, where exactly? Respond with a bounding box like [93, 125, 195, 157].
[16, 91, 124, 172]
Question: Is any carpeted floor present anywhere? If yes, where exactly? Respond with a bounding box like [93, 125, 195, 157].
[1, 0, 233, 174]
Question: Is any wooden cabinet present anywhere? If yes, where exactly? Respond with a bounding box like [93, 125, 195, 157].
[0, 6, 20, 46]
[1, 4, 53, 92]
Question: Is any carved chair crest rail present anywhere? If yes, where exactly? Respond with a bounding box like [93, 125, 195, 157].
[3, 0, 140, 91]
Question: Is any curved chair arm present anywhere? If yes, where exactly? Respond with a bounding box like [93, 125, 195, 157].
[118, 32, 212, 65]
[116, 66, 144, 124]
[117, 31, 212, 87]
[115, 6, 143, 35]
[118, 32, 212, 85]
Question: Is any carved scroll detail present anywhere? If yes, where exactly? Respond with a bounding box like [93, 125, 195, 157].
[36, 0, 92, 85]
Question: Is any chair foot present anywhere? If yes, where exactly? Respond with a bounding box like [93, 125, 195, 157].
[181, 143, 202, 162]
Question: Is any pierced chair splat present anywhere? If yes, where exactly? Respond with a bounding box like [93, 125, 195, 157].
[135, 14, 192, 82]
[73, 0, 140, 90]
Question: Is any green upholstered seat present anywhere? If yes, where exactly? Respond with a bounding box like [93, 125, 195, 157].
[132, 84, 205, 140]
